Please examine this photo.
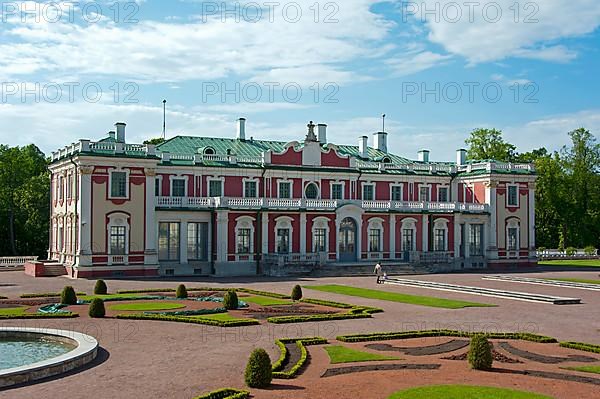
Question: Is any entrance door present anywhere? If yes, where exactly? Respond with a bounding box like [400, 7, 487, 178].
[338, 217, 357, 262]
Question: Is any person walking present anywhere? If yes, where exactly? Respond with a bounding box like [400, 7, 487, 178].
[374, 263, 383, 284]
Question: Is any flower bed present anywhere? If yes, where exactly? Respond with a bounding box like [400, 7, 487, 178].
[336, 330, 557, 343]
[115, 313, 259, 327]
[192, 388, 250, 399]
[271, 337, 328, 379]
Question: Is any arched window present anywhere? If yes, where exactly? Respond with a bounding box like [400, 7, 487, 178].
[305, 183, 319, 199]
[203, 147, 216, 155]
[401, 218, 417, 252]
[433, 218, 449, 252]
[367, 217, 384, 255]
[311, 217, 330, 253]
[506, 218, 520, 251]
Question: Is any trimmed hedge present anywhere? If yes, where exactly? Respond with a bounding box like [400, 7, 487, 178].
[61, 286, 78, 305]
[0, 296, 7, 299]
[192, 388, 250, 399]
[468, 335, 493, 370]
[223, 290, 239, 310]
[300, 298, 354, 309]
[268, 301, 382, 324]
[20, 292, 86, 298]
[88, 298, 106, 318]
[560, 341, 600, 354]
[94, 280, 108, 295]
[0, 313, 79, 319]
[116, 287, 291, 299]
[176, 284, 188, 299]
[336, 330, 557, 343]
[245, 348, 272, 388]
[115, 313, 259, 327]
[291, 285, 303, 301]
[272, 337, 327, 379]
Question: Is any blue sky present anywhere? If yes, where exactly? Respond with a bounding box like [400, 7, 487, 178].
[0, 0, 599, 161]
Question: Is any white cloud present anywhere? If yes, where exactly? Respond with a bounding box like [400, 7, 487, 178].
[386, 50, 453, 76]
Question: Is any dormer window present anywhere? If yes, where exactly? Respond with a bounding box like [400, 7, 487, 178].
[382, 156, 391, 163]
[204, 147, 215, 155]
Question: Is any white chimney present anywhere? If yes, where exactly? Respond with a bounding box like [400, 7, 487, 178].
[359, 136, 369, 158]
[237, 118, 246, 140]
[456, 149, 467, 165]
[418, 149, 430, 163]
[108, 131, 116, 140]
[374, 131, 388, 152]
[317, 123, 327, 144]
[115, 122, 126, 143]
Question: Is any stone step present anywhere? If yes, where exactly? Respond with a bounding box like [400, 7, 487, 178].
[42, 264, 67, 276]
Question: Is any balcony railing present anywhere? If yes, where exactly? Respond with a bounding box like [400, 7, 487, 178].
[0, 256, 38, 269]
[155, 196, 489, 213]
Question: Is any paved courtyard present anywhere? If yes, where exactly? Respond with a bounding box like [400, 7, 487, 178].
[1, 269, 599, 398]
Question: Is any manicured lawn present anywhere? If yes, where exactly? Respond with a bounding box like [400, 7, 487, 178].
[305, 285, 494, 309]
[0, 306, 29, 316]
[108, 302, 186, 312]
[324, 345, 400, 364]
[388, 385, 552, 399]
[545, 278, 600, 285]
[539, 260, 600, 268]
[80, 293, 162, 301]
[242, 295, 290, 306]
[562, 365, 600, 375]
[188, 313, 257, 323]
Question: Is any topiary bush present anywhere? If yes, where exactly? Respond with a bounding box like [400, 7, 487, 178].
[244, 348, 272, 388]
[468, 334, 493, 370]
[61, 286, 78, 305]
[565, 247, 577, 256]
[176, 284, 188, 299]
[223, 290, 238, 310]
[584, 246, 597, 256]
[88, 298, 106, 318]
[291, 285, 302, 301]
[94, 280, 108, 295]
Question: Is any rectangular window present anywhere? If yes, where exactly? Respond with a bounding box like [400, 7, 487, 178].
[438, 187, 448, 202]
[187, 222, 208, 261]
[277, 228, 290, 254]
[419, 186, 430, 202]
[391, 185, 403, 201]
[313, 228, 327, 252]
[172, 178, 186, 197]
[58, 176, 65, 201]
[469, 224, 483, 256]
[208, 180, 222, 197]
[508, 185, 519, 207]
[110, 226, 126, 255]
[279, 182, 291, 199]
[434, 229, 446, 251]
[237, 228, 251, 254]
[155, 178, 161, 197]
[362, 184, 374, 201]
[67, 174, 73, 199]
[369, 229, 381, 252]
[402, 229, 414, 251]
[331, 183, 344, 200]
[244, 181, 257, 198]
[507, 227, 518, 251]
[110, 171, 127, 198]
[158, 222, 180, 261]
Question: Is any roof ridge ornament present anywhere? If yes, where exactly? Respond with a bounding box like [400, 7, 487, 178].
[305, 121, 317, 143]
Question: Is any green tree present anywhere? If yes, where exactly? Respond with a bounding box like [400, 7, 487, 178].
[0, 144, 49, 256]
[465, 128, 517, 162]
[143, 138, 165, 145]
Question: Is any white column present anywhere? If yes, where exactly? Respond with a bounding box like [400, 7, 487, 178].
[421, 214, 428, 252]
[357, 217, 363, 261]
[77, 167, 93, 266]
[180, 220, 188, 265]
[453, 213, 461, 258]
[389, 215, 396, 259]
[487, 182, 498, 249]
[335, 217, 340, 261]
[216, 211, 229, 262]
[465, 223, 471, 260]
[145, 170, 157, 254]
[528, 185, 536, 254]
[300, 213, 307, 256]
[262, 212, 269, 255]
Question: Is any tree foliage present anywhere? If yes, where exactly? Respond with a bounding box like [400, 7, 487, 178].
[465, 128, 517, 162]
[0, 144, 49, 257]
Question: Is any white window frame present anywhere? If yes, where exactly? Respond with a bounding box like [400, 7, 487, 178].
[274, 216, 294, 254]
[169, 176, 188, 197]
[330, 181, 345, 200]
[390, 184, 404, 201]
[418, 184, 431, 202]
[506, 218, 520, 251]
[109, 169, 130, 199]
[507, 184, 519, 207]
[107, 213, 130, 255]
[362, 182, 375, 201]
[304, 181, 320, 199]
[234, 216, 255, 255]
[243, 178, 259, 198]
[207, 177, 224, 197]
[311, 216, 330, 253]
[432, 218, 449, 252]
[277, 179, 293, 199]
[58, 174, 65, 201]
[437, 185, 449, 202]
[367, 217, 384, 255]
[155, 175, 163, 197]
[401, 218, 418, 251]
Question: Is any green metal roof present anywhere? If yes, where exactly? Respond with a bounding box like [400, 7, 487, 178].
[157, 136, 287, 157]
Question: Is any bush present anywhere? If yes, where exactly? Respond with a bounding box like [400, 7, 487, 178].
[244, 348, 272, 388]
[94, 280, 108, 295]
[88, 298, 106, 318]
[192, 388, 250, 399]
[560, 341, 600, 354]
[176, 284, 188, 299]
[468, 335, 493, 370]
[584, 246, 597, 256]
[61, 286, 78, 305]
[291, 285, 303, 301]
[565, 247, 577, 256]
[223, 290, 238, 310]
[536, 246, 546, 253]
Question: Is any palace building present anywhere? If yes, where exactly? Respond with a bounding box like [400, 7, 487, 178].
[47, 119, 537, 278]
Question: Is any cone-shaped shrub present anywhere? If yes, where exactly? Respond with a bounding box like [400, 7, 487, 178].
[94, 280, 108, 295]
[468, 334, 493, 370]
[61, 286, 78, 305]
[291, 285, 303, 301]
[88, 298, 106, 318]
[244, 348, 272, 388]
[176, 284, 188, 299]
[223, 289, 238, 310]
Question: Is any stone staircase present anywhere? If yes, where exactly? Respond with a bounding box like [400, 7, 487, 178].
[41, 262, 67, 277]
[311, 262, 425, 277]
